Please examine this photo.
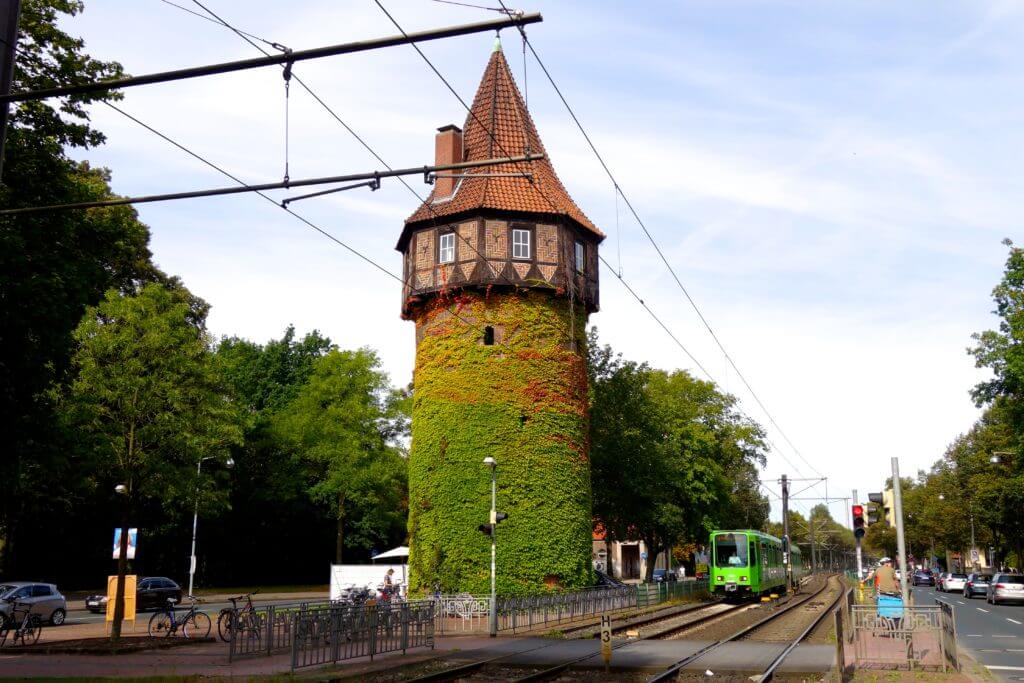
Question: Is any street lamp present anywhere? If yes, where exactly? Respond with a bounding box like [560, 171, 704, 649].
[188, 456, 234, 597]
[483, 456, 497, 637]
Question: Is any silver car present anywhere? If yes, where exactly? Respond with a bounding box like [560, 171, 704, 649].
[987, 573, 1024, 605]
[0, 582, 67, 625]
[943, 573, 968, 592]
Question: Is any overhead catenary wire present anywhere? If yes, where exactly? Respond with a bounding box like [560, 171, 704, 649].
[495, 0, 824, 481]
[100, 103, 545, 369]
[178, 0, 558, 325]
[377, 1, 819, 489]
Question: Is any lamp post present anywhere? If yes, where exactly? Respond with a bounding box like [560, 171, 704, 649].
[188, 456, 234, 597]
[483, 456, 497, 638]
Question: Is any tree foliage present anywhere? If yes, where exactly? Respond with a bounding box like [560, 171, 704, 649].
[59, 283, 241, 637]
[273, 348, 408, 564]
[0, 0, 159, 574]
[589, 330, 769, 580]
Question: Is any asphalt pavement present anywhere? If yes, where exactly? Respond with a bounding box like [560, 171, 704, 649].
[911, 583, 1024, 681]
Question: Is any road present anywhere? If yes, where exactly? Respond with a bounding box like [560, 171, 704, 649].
[911, 584, 1024, 681]
[64, 595, 327, 626]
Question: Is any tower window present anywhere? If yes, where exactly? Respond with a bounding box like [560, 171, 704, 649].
[483, 326, 495, 346]
[512, 228, 531, 260]
[439, 232, 455, 264]
[574, 240, 585, 273]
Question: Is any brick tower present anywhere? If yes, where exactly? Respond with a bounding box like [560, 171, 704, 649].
[398, 40, 603, 594]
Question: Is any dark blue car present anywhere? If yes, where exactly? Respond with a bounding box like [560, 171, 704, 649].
[912, 569, 934, 586]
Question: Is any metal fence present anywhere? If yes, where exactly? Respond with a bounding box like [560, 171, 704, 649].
[431, 580, 709, 635]
[290, 601, 434, 670]
[849, 603, 955, 671]
[227, 600, 329, 661]
[635, 579, 708, 608]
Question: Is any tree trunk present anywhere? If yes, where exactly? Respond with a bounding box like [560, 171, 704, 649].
[110, 506, 130, 641]
[642, 537, 659, 583]
[335, 494, 345, 565]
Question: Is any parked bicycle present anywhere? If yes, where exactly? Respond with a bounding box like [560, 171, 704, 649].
[0, 601, 42, 646]
[217, 591, 261, 642]
[148, 595, 211, 638]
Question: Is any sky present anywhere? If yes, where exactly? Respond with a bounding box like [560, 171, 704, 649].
[52, 0, 1020, 525]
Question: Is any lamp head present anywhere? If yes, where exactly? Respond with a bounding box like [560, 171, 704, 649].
[482, 456, 496, 468]
[938, 493, 945, 501]
[114, 484, 128, 495]
[226, 457, 235, 469]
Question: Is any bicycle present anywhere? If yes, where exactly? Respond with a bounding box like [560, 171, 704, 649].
[0, 601, 42, 646]
[148, 595, 211, 638]
[217, 591, 261, 642]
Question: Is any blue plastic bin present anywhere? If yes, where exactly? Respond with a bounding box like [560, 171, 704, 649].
[877, 594, 903, 619]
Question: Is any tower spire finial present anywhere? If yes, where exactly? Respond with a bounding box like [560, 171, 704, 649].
[493, 31, 502, 53]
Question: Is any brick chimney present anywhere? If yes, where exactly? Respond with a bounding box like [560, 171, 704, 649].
[434, 124, 463, 199]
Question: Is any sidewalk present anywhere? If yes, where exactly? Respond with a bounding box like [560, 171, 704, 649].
[0, 632, 497, 679]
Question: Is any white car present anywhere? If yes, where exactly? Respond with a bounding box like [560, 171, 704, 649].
[943, 573, 968, 592]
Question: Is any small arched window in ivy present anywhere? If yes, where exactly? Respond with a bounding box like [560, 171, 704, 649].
[483, 326, 495, 346]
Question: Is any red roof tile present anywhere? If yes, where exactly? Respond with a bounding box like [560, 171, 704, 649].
[404, 44, 603, 240]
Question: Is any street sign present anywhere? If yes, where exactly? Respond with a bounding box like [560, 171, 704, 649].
[600, 614, 612, 670]
[112, 528, 138, 560]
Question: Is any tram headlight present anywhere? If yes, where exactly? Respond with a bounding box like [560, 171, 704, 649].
[740, 576, 747, 582]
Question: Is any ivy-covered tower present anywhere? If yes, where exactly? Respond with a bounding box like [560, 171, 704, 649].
[398, 41, 603, 594]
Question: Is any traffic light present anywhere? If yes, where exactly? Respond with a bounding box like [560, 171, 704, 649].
[478, 512, 508, 537]
[852, 504, 866, 539]
[867, 492, 885, 525]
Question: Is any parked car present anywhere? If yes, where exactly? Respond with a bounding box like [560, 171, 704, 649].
[0, 582, 67, 625]
[943, 573, 968, 592]
[912, 569, 934, 586]
[987, 573, 1024, 605]
[964, 573, 992, 599]
[652, 569, 677, 583]
[85, 576, 182, 614]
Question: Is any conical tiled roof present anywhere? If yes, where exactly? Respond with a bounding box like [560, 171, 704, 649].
[403, 42, 603, 240]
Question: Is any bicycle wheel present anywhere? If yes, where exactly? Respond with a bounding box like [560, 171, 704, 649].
[217, 610, 234, 642]
[0, 622, 9, 647]
[148, 611, 173, 638]
[241, 613, 262, 641]
[22, 618, 41, 646]
[184, 611, 211, 639]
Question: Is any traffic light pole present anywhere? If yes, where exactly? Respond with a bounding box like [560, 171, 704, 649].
[781, 475, 791, 586]
[853, 488, 862, 579]
[891, 458, 909, 604]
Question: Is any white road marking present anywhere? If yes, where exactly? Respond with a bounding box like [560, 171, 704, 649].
[977, 607, 990, 612]
[1007, 649, 1024, 652]
[967, 634, 982, 637]
[957, 600, 965, 605]
[987, 666, 1024, 671]
[1008, 618, 1023, 625]
[992, 635, 1016, 638]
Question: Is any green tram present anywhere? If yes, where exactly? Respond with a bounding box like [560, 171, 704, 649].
[709, 529, 805, 599]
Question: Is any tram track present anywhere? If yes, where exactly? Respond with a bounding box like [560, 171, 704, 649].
[392, 575, 844, 682]
[647, 574, 845, 682]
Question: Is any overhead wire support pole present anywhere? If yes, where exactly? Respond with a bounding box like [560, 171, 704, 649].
[0, 153, 544, 215]
[0, 13, 543, 104]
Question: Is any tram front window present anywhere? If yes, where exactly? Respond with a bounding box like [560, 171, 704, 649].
[715, 533, 748, 568]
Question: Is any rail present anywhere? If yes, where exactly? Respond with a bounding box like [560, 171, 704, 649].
[647, 573, 836, 682]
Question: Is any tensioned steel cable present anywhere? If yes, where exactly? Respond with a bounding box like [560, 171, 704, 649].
[380, 0, 816, 486]
[182, 0, 543, 306]
[494, 0, 824, 481]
